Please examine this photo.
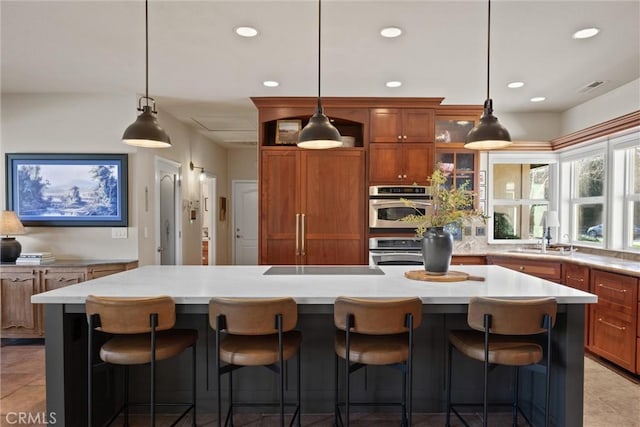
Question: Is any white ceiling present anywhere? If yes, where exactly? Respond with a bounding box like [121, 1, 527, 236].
[2, 0, 639, 148]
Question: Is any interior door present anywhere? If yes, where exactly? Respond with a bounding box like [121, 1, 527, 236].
[233, 180, 258, 265]
[155, 157, 181, 265]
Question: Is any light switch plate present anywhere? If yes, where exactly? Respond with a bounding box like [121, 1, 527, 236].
[111, 228, 128, 239]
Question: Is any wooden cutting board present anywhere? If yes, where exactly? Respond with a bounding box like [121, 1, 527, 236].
[404, 270, 485, 282]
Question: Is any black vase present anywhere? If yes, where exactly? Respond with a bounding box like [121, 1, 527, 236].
[422, 227, 453, 275]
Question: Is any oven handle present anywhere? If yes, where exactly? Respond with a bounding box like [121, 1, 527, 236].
[370, 200, 432, 207]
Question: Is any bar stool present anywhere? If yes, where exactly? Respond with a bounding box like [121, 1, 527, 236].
[209, 297, 301, 427]
[86, 295, 198, 427]
[333, 296, 422, 427]
[446, 297, 557, 427]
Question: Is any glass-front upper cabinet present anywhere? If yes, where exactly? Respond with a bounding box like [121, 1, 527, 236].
[435, 117, 477, 143]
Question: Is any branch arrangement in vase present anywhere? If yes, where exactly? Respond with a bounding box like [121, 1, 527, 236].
[402, 166, 486, 237]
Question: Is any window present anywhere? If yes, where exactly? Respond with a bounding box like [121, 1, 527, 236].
[488, 155, 557, 243]
[571, 153, 606, 244]
[624, 144, 640, 249]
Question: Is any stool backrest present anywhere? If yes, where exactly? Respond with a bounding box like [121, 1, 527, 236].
[209, 297, 298, 335]
[85, 295, 176, 334]
[467, 297, 557, 335]
[334, 297, 422, 335]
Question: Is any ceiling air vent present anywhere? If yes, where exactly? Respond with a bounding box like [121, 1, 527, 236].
[577, 80, 607, 93]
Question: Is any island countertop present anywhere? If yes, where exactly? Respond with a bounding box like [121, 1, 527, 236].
[31, 264, 596, 305]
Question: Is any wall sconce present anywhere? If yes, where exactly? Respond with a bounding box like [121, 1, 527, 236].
[189, 161, 205, 181]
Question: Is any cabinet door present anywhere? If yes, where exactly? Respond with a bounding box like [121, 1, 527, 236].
[0, 269, 41, 337]
[260, 150, 300, 265]
[370, 109, 402, 143]
[403, 143, 434, 185]
[402, 109, 435, 142]
[369, 143, 404, 183]
[301, 150, 366, 265]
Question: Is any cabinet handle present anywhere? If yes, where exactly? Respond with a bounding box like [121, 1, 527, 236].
[403, 135, 407, 140]
[398, 174, 402, 179]
[519, 266, 525, 271]
[10, 278, 31, 283]
[597, 318, 626, 331]
[566, 275, 584, 282]
[301, 214, 306, 256]
[598, 283, 626, 293]
[403, 174, 407, 178]
[295, 213, 300, 256]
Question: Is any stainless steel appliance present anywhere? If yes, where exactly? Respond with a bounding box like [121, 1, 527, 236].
[369, 185, 431, 230]
[369, 237, 423, 266]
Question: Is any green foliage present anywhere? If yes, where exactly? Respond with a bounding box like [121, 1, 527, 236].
[403, 167, 485, 237]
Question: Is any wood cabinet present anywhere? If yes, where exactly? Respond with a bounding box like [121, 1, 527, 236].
[260, 149, 366, 265]
[588, 269, 638, 372]
[451, 255, 486, 265]
[0, 260, 138, 338]
[369, 143, 434, 184]
[563, 263, 590, 345]
[486, 256, 563, 283]
[369, 108, 435, 185]
[370, 108, 434, 143]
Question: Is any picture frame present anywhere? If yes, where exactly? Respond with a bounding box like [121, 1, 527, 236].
[6, 153, 128, 227]
[275, 119, 302, 145]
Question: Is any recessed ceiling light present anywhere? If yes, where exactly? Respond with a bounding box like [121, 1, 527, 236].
[530, 96, 546, 103]
[235, 26, 259, 38]
[572, 27, 599, 39]
[507, 81, 525, 89]
[385, 81, 402, 88]
[263, 80, 279, 88]
[380, 27, 402, 38]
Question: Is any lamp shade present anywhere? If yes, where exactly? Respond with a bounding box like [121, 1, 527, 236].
[464, 99, 512, 150]
[545, 211, 560, 228]
[297, 107, 343, 149]
[122, 106, 172, 148]
[0, 211, 25, 236]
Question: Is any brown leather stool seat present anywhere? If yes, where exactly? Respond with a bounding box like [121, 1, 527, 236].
[333, 296, 422, 427]
[86, 295, 197, 427]
[209, 297, 301, 427]
[446, 297, 557, 427]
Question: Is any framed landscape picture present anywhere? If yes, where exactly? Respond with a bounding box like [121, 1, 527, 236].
[275, 119, 301, 145]
[5, 153, 128, 226]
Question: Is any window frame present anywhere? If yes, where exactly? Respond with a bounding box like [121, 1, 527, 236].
[487, 152, 559, 245]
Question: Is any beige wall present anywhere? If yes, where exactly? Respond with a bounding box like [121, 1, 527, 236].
[0, 93, 232, 266]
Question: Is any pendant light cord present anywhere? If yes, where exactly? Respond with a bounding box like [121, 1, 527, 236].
[486, 0, 491, 100]
[145, 0, 150, 108]
[316, 0, 322, 111]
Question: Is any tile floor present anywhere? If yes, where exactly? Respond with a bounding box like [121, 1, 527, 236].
[1, 341, 638, 426]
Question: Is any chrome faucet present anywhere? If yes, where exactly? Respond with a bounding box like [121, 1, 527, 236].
[539, 237, 547, 253]
[563, 233, 573, 253]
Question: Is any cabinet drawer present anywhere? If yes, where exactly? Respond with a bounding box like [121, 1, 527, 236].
[451, 255, 486, 265]
[489, 257, 562, 281]
[589, 306, 636, 371]
[637, 337, 640, 374]
[591, 270, 638, 316]
[564, 263, 589, 292]
[87, 265, 124, 279]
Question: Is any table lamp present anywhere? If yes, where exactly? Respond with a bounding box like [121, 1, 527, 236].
[544, 210, 560, 246]
[1, 211, 25, 263]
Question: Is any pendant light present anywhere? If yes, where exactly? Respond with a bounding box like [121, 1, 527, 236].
[297, 0, 342, 149]
[464, 0, 512, 150]
[122, 0, 171, 148]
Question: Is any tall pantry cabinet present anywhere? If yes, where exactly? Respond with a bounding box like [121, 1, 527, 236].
[253, 98, 368, 265]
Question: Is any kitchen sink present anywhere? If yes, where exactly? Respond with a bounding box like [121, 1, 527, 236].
[509, 247, 576, 256]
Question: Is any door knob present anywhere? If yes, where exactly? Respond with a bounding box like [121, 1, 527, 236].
[157, 247, 164, 253]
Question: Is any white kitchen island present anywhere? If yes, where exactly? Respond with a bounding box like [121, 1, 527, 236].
[32, 265, 596, 426]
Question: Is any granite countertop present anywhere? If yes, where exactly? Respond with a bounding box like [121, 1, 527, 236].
[31, 264, 596, 305]
[483, 250, 640, 277]
[4, 259, 138, 267]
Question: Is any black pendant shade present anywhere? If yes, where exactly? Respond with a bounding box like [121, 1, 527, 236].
[122, 105, 171, 148]
[297, 100, 342, 149]
[464, 0, 512, 150]
[297, 0, 342, 149]
[122, 0, 171, 148]
[464, 99, 512, 150]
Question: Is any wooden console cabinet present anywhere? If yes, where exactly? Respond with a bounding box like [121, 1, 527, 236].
[0, 260, 138, 338]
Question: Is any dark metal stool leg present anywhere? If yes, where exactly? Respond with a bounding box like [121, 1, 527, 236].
[445, 343, 453, 427]
[124, 366, 130, 427]
[192, 343, 197, 427]
[297, 348, 302, 427]
[512, 366, 519, 426]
